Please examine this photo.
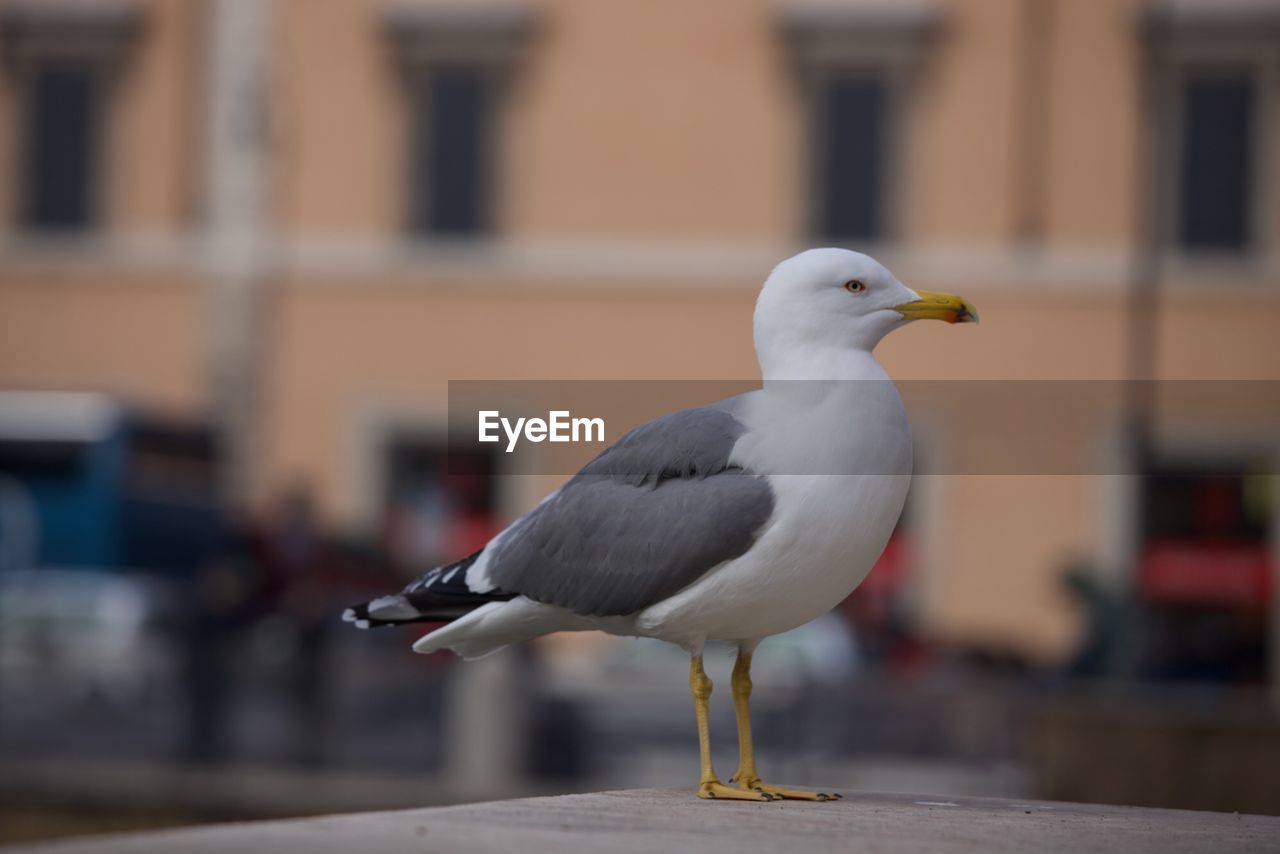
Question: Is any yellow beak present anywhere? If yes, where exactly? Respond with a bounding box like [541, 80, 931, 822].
[895, 290, 980, 324]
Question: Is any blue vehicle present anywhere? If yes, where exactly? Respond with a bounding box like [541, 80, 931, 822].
[0, 391, 226, 576]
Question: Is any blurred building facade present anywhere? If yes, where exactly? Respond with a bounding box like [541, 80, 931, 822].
[0, 0, 1278, 670]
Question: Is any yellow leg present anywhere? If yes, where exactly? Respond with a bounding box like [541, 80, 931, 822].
[690, 654, 775, 801]
[729, 647, 841, 802]
[728, 648, 761, 784]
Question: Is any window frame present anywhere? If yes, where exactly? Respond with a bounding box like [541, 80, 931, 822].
[1145, 25, 1280, 264]
[803, 64, 905, 245]
[348, 400, 526, 539]
[0, 6, 140, 237]
[383, 6, 534, 244]
[781, 9, 938, 249]
[13, 56, 108, 233]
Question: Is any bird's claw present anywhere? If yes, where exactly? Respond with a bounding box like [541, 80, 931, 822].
[699, 781, 777, 802]
[736, 777, 841, 802]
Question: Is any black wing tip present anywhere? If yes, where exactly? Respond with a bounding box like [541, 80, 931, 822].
[344, 549, 518, 629]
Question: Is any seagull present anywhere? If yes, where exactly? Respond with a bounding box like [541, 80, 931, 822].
[345, 248, 977, 801]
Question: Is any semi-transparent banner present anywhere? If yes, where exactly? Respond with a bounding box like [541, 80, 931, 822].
[446, 380, 1280, 475]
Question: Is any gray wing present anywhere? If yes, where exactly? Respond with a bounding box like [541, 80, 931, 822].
[485, 396, 775, 617]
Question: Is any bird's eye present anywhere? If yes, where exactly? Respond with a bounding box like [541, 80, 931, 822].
[844, 280, 866, 294]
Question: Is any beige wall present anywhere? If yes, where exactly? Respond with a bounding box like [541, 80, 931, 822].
[0, 0, 1273, 248]
[1042, 0, 1139, 246]
[264, 0, 1144, 246]
[1, 0, 1278, 660]
[0, 274, 205, 412]
[256, 276, 1280, 658]
[108, 0, 201, 234]
[0, 0, 198, 232]
[504, 0, 801, 239]
[275, 0, 403, 236]
[911, 0, 1024, 244]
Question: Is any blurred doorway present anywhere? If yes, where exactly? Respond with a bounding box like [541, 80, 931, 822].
[1138, 459, 1272, 684]
[380, 436, 501, 578]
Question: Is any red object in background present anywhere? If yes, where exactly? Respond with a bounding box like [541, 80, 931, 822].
[838, 533, 932, 676]
[448, 512, 504, 557]
[839, 533, 911, 626]
[861, 535, 912, 598]
[1140, 540, 1272, 607]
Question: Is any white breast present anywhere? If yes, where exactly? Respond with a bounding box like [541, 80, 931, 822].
[635, 375, 913, 648]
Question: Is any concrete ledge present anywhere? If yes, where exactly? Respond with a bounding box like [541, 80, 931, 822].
[0, 757, 556, 819]
[8, 789, 1279, 854]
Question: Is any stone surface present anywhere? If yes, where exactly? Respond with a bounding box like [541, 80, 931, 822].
[8, 789, 1280, 854]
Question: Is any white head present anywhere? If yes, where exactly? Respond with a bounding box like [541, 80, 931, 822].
[753, 248, 976, 376]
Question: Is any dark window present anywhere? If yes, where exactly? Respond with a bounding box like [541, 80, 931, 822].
[0, 438, 87, 477]
[409, 67, 492, 236]
[1142, 462, 1267, 544]
[21, 61, 98, 232]
[126, 422, 219, 499]
[814, 76, 887, 241]
[1137, 460, 1270, 684]
[1178, 73, 1254, 252]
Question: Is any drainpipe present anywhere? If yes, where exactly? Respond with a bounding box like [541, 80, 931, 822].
[200, 0, 274, 512]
